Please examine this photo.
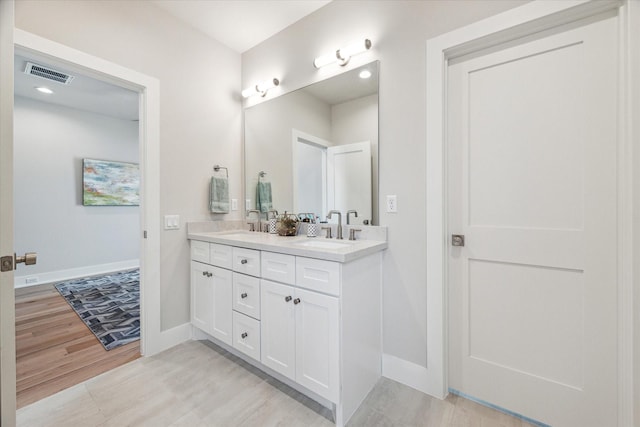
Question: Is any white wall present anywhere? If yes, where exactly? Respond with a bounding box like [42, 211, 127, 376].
[15, 0, 242, 330]
[242, 0, 526, 367]
[13, 96, 139, 284]
[331, 94, 378, 225]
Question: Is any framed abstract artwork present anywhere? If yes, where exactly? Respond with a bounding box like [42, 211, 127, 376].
[83, 158, 140, 206]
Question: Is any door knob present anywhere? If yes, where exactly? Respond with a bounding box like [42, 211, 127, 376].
[451, 235, 465, 247]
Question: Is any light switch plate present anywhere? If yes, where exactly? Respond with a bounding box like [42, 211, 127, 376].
[164, 214, 180, 230]
[231, 199, 238, 211]
[386, 195, 397, 213]
[246, 199, 252, 210]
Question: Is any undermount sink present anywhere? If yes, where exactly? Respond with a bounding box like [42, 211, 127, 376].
[294, 240, 353, 250]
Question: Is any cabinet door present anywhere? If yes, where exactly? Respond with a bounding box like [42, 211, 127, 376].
[210, 266, 233, 346]
[260, 279, 296, 380]
[191, 261, 213, 334]
[295, 288, 340, 402]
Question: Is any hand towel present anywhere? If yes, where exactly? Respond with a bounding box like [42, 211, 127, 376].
[256, 181, 272, 213]
[210, 176, 229, 213]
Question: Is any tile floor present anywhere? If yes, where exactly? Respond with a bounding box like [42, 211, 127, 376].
[17, 340, 537, 427]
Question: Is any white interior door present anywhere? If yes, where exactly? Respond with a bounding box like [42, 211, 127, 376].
[327, 141, 371, 224]
[447, 15, 618, 427]
[0, 1, 16, 424]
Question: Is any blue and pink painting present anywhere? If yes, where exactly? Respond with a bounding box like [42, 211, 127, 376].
[83, 158, 140, 206]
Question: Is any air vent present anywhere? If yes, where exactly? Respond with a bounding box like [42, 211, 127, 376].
[24, 62, 74, 85]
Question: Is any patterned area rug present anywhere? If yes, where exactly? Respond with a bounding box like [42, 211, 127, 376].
[55, 269, 140, 351]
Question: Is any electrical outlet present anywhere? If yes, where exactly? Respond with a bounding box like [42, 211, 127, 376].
[164, 214, 180, 230]
[386, 195, 397, 213]
[231, 199, 238, 211]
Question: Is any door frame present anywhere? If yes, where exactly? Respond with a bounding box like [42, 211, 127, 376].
[13, 30, 164, 358]
[425, 1, 637, 425]
[292, 129, 330, 216]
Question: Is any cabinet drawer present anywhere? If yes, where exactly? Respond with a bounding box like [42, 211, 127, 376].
[296, 257, 341, 296]
[232, 247, 261, 276]
[210, 243, 232, 269]
[232, 311, 261, 361]
[261, 251, 296, 285]
[233, 273, 260, 319]
[190, 240, 209, 264]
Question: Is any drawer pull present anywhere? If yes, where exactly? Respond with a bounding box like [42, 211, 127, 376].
[240, 259, 248, 265]
[202, 271, 207, 276]
[285, 296, 292, 302]
[293, 298, 301, 305]
[241, 332, 248, 339]
[241, 292, 248, 299]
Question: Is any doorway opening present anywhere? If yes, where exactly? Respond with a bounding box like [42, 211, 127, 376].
[13, 48, 142, 407]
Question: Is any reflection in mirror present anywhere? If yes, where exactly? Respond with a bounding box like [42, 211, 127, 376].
[244, 61, 379, 225]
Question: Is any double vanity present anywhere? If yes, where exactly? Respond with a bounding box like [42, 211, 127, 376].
[188, 226, 386, 426]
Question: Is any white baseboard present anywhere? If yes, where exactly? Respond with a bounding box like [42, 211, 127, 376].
[382, 353, 444, 399]
[14, 259, 140, 288]
[143, 322, 192, 357]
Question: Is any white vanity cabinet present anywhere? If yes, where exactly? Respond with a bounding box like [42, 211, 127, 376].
[261, 279, 339, 401]
[189, 236, 383, 427]
[190, 260, 232, 345]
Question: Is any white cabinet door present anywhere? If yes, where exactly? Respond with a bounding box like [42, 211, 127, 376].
[191, 261, 214, 334]
[260, 279, 296, 380]
[210, 266, 233, 346]
[294, 288, 339, 402]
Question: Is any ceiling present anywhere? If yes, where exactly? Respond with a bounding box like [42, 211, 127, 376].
[152, 0, 331, 53]
[13, 1, 331, 121]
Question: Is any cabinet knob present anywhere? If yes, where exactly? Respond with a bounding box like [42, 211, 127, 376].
[241, 332, 248, 339]
[241, 292, 248, 299]
[208, 272, 213, 277]
[240, 259, 248, 265]
[202, 271, 207, 276]
[293, 298, 301, 305]
[285, 296, 292, 302]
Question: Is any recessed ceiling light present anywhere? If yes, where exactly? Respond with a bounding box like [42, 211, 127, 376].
[359, 70, 372, 79]
[35, 87, 53, 94]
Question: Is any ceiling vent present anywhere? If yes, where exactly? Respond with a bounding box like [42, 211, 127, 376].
[24, 62, 75, 85]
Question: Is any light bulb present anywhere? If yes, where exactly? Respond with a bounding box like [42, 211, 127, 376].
[35, 87, 53, 94]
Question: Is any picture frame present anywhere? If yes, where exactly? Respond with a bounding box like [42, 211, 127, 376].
[82, 158, 140, 206]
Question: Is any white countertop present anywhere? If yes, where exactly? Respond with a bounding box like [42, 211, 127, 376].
[188, 230, 387, 263]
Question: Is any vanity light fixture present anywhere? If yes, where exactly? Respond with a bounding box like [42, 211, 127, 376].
[35, 86, 53, 94]
[242, 78, 280, 98]
[313, 39, 372, 68]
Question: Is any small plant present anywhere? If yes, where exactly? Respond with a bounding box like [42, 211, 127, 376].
[278, 216, 299, 236]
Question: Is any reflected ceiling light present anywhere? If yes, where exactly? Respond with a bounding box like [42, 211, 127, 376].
[314, 39, 372, 68]
[359, 70, 372, 79]
[35, 86, 53, 94]
[242, 78, 280, 98]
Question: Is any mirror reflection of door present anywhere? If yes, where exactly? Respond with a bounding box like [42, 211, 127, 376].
[327, 141, 371, 224]
[293, 130, 371, 224]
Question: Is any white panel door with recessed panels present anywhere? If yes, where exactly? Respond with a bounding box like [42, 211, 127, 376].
[447, 15, 618, 427]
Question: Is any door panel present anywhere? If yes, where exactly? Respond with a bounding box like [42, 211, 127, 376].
[327, 141, 371, 224]
[0, 1, 16, 423]
[260, 279, 295, 380]
[448, 16, 617, 427]
[210, 266, 232, 345]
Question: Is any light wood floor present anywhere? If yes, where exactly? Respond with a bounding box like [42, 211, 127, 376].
[16, 340, 537, 427]
[15, 283, 140, 408]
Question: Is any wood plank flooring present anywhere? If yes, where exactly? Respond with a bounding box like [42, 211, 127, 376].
[15, 283, 140, 408]
[17, 340, 538, 427]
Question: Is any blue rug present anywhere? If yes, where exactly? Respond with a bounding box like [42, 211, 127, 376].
[55, 269, 140, 351]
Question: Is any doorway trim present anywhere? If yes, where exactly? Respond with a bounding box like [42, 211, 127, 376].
[425, 1, 636, 425]
[292, 129, 330, 216]
[13, 29, 164, 356]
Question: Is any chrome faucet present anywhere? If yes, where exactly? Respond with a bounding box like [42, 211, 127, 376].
[346, 210, 358, 225]
[327, 210, 343, 240]
[247, 210, 261, 232]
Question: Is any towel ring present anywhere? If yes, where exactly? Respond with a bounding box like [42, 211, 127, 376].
[213, 165, 228, 178]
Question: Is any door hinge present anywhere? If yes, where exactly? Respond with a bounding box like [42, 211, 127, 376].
[1, 256, 13, 272]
